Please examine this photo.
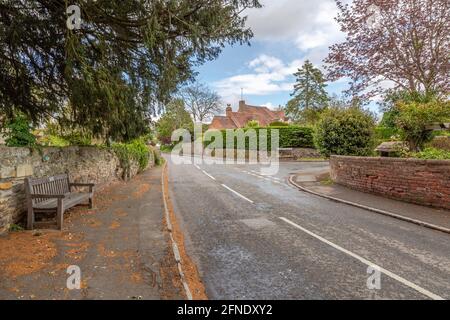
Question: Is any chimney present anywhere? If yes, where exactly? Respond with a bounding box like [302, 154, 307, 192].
[226, 104, 232, 118]
[239, 100, 246, 112]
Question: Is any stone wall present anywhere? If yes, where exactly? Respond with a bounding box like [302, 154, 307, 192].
[330, 156, 450, 210]
[291, 148, 322, 160]
[278, 148, 322, 160]
[0, 146, 155, 233]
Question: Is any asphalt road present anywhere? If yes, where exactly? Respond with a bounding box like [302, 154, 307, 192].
[165, 155, 450, 300]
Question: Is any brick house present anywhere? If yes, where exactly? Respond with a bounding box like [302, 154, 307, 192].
[209, 100, 287, 130]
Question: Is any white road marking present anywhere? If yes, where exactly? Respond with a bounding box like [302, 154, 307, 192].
[221, 184, 254, 204]
[202, 170, 216, 181]
[247, 170, 285, 185]
[279, 217, 444, 300]
[194, 164, 201, 170]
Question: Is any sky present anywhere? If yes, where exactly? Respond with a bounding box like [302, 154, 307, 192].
[195, 0, 380, 115]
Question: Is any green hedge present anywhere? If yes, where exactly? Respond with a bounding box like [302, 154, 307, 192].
[204, 126, 314, 150]
[276, 126, 314, 148]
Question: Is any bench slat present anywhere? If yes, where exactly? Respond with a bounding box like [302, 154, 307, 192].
[28, 174, 69, 186]
[34, 193, 90, 210]
[28, 174, 70, 205]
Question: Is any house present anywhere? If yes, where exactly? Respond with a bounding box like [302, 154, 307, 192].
[209, 100, 287, 130]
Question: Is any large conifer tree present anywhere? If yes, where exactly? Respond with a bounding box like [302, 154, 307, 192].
[286, 60, 329, 124]
[0, 0, 261, 141]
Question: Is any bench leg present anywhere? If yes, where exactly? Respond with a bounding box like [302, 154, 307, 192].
[56, 199, 65, 230]
[89, 187, 94, 209]
[27, 207, 34, 230]
[89, 196, 94, 209]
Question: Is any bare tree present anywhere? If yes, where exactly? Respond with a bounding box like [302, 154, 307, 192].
[180, 83, 223, 122]
[325, 0, 449, 99]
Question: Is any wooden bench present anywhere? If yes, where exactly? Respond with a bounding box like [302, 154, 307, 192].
[24, 174, 95, 230]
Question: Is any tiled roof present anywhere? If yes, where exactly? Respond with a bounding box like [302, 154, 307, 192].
[209, 101, 287, 130]
[210, 116, 237, 130]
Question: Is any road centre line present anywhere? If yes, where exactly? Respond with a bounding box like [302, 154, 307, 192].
[202, 170, 216, 181]
[193, 163, 216, 181]
[221, 184, 254, 204]
[279, 217, 444, 300]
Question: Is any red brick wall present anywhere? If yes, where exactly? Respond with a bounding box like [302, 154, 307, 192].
[330, 156, 450, 210]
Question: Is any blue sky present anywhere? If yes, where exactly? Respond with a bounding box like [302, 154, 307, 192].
[194, 0, 380, 116]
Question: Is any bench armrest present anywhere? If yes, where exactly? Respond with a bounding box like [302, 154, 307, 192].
[69, 183, 95, 193]
[31, 194, 66, 199]
[70, 183, 95, 187]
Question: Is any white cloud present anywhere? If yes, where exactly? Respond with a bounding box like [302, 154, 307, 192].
[213, 55, 303, 100]
[245, 0, 346, 64]
[246, 0, 324, 41]
[213, 1, 352, 107]
[248, 55, 284, 73]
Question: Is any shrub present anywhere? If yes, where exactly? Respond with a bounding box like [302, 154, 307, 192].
[379, 90, 434, 130]
[159, 144, 174, 153]
[150, 146, 164, 166]
[64, 132, 92, 146]
[314, 107, 375, 157]
[40, 133, 91, 147]
[245, 120, 260, 128]
[396, 100, 450, 151]
[374, 126, 398, 141]
[410, 148, 450, 160]
[432, 130, 450, 138]
[39, 135, 70, 147]
[112, 139, 150, 179]
[3, 114, 36, 147]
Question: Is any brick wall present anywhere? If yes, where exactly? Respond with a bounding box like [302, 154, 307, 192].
[0, 146, 155, 234]
[330, 156, 450, 210]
